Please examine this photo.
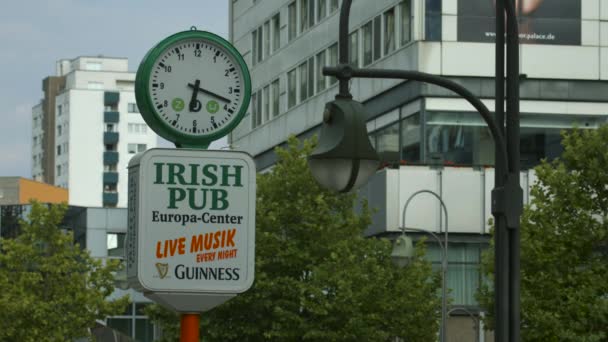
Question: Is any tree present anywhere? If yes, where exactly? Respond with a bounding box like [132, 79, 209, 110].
[478, 126, 608, 341]
[147, 136, 441, 341]
[0, 202, 129, 341]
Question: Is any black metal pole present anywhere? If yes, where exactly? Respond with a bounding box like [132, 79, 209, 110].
[494, 1, 509, 342]
[337, 0, 353, 99]
[504, 0, 521, 340]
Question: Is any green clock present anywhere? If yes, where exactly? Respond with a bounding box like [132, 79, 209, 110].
[135, 29, 251, 148]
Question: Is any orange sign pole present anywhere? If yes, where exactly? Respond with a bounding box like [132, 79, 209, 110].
[180, 313, 200, 342]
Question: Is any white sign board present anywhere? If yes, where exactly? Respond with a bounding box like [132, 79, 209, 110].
[127, 148, 255, 311]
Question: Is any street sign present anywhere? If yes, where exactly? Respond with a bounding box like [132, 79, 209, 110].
[127, 148, 255, 312]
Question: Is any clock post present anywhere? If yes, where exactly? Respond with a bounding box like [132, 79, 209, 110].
[128, 28, 253, 342]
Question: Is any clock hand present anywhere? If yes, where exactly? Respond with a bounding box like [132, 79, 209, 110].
[187, 83, 231, 104]
[189, 79, 202, 112]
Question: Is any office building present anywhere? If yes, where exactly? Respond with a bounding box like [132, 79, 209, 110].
[230, 0, 608, 340]
[32, 56, 158, 208]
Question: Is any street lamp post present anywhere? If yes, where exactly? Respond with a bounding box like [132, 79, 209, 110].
[308, 1, 523, 341]
[391, 190, 449, 342]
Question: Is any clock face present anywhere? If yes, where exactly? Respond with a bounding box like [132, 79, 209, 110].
[136, 31, 251, 147]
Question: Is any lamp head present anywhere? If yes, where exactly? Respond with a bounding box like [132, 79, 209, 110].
[391, 234, 415, 268]
[308, 98, 379, 193]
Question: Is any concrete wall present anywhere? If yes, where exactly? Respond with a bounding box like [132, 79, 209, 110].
[360, 165, 537, 236]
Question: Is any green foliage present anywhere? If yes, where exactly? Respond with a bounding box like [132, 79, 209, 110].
[147, 136, 441, 341]
[478, 127, 608, 341]
[0, 202, 129, 342]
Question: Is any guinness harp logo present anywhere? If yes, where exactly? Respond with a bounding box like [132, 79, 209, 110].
[155, 263, 169, 279]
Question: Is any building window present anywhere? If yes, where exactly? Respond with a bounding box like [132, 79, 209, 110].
[349, 31, 359, 67]
[33, 136, 38, 146]
[252, 25, 264, 65]
[56, 165, 62, 177]
[263, 86, 270, 123]
[57, 145, 62, 156]
[300, 0, 310, 33]
[107, 303, 155, 341]
[427, 243, 482, 306]
[372, 120, 400, 164]
[362, 21, 373, 66]
[330, 0, 339, 13]
[104, 184, 117, 192]
[288, 2, 297, 41]
[128, 143, 147, 154]
[271, 79, 280, 117]
[308, 0, 315, 28]
[128, 103, 139, 113]
[85, 62, 102, 71]
[263, 21, 271, 59]
[288, 69, 297, 108]
[315, 50, 326, 93]
[107, 233, 126, 257]
[401, 113, 421, 163]
[57, 104, 63, 116]
[87, 81, 103, 90]
[128, 123, 147, 134]
[256, 90, 262, 126]
[257, 26, 263, 63]
[400, 0, 412, 45]
[57, 125, 62, 136]
[373, 16, 381, 61]
[272, 14, 281, 52]
[307, 56, 314, 97]
[252, 29, 258, 66]
[298, 61, 308, 102]
[425, 0, 442, 41]
[328, 43, 338, 85]
[384, 8, 396, 55]
[318, 0, 327, 21]
[251, 92, 259, 128]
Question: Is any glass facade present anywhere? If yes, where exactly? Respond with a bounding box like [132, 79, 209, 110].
[368, 105, 606, 169]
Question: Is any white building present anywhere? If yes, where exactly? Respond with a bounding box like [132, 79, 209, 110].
[32, 56, 158, 208]
[230, 0, 608, 340]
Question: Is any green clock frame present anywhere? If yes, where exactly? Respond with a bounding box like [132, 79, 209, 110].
[135, 30, 251, 149]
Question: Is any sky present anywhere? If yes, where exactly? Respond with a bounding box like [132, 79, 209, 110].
[0, 0, 230, 178]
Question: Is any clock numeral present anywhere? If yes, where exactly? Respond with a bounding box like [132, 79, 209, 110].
[194, 49, 202, 57]
[223, 104, 229, 111]
[228, 87, 233, 94]
[224, 69, 229, 77]
[163, 100, 168, 107]
[193, 120, 197, 128]
[164, 65, 172, 72]
[178, 53, 184, 61]
[160, 82, 165, 89]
